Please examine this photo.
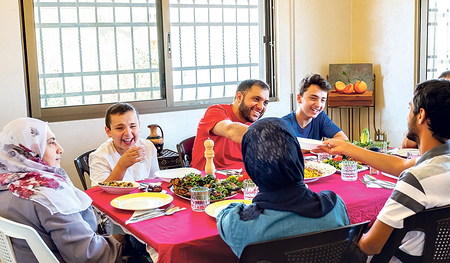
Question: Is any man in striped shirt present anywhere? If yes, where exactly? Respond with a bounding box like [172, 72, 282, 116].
[318, 79, 450, 262]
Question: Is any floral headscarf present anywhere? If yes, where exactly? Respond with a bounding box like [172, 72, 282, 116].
[242, 117, 337, 218]
[0, 118, 91, 215]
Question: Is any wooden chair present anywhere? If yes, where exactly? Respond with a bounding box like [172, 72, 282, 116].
[0, 215, 59, 263]
[73, 149, 96, 191]
[238, 221, 369, 263]
[371, 204, 450, 263]
[176, 136, 195, 167]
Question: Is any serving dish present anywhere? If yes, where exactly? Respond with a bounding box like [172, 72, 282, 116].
[169, 187, 237, 202]
[99, 181, 139, 194]
[303, 162, 336, 183]
[155, 167, 201, 182]
[205, 199, 252, 218]
[110, 192, 173, 211]
[297, 138, 323, 151]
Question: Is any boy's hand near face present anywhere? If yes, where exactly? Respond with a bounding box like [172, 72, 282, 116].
[118, 145, 146, 168]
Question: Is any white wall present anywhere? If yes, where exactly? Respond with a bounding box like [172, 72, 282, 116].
[0, 0, 416, 190]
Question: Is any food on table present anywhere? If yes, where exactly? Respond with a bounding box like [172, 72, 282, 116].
[360, 128, 370, 144]
[167, 173, 240, 201]
[354, 80, 367, 94]
[304, 162, 336, 178]
[99, 181, 135, 187]
[225, 175, 244, 188]
[334, 81, 345, 92]
[145, 184, 163, 192]
[322, 158, 362, 170]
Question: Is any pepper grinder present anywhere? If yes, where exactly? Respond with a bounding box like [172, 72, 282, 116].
[204, 138, 216, 175]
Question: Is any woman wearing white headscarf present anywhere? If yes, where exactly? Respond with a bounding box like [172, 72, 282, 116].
[0, 118, 125, 263]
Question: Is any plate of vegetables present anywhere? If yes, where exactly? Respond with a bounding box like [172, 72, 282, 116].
[167, 173, 241, 202]
[322, 156, 368, 173]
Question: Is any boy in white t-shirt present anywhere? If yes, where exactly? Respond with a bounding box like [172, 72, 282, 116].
[90, 102, 159, 187]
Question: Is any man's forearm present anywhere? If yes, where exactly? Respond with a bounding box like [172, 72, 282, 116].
[325, 141, 414, 176]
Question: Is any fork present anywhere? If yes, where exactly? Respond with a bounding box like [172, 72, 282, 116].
[363, 175, 396, 189]
[126, 204, 175, 224]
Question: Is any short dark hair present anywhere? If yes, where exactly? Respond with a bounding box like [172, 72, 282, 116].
[413, 79, 450, 143]
[105, 102, 139, 129]
[298, 73, 331, 96]
[235, 79, 270, 99]
[439, 70, 450, 79]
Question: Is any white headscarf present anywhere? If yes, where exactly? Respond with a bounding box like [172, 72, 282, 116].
[0, 118, 92, 215]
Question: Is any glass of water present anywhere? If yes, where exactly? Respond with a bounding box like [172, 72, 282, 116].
[341, 161, 358, 181]
[190, 186, 210, 212]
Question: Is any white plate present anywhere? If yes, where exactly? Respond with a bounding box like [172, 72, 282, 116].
[205, 199, 252, 218]
[395, 149, 420, 158]
[155, 167, 201, 182]
[297, 138, 323, 151]
[111, 192, 173, 211]
[99, 181, 139, 194]
[304, 162, 337, 183]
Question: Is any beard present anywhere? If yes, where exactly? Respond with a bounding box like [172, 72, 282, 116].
[406, 114, 420, 145]
[239, 99, 262, 123]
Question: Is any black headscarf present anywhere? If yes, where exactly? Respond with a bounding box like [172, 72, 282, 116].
[242, 117, 337, 218]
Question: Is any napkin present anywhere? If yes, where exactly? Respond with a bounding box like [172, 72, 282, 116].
[125, 208, 164, 225]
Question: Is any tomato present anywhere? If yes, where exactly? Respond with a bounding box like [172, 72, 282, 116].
[332, 156, 343, 162]
[238, 172, 250, 182]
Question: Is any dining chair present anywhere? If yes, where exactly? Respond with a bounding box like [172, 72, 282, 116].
[371, 204, 450, 263]
[176, 136, 196, 167]
[73, 149, 96, 191]
[0, 216, 59, 263]
[238, 221, 369, 263]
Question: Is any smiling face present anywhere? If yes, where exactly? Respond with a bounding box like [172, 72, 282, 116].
[42, 130, 63, 167]
[105, 110, 141, 155]
[297, 84, 328, 119]
[237, 85, 270, 123]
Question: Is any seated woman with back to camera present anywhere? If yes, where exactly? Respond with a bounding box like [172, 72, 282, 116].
[216, 117, 350, 258]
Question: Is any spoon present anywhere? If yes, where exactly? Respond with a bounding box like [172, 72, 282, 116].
[164, 207, 186, 215]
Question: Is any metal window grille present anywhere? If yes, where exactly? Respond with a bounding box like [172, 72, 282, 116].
[33, 0, 161, 108]
[169, 0, 263, 102]
[426, 0, 450, 79]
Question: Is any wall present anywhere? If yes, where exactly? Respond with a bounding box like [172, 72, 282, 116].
[0, 0, 416, 190]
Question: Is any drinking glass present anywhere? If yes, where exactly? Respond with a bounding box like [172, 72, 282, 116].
[243, 180, 259, 200]
[318, 152, 330, 162]
[190, 186, 210, 212]
[407, 150, 421, 159]
[341, 161, 358, 181]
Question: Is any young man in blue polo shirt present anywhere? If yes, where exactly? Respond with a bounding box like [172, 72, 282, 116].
[282, 73, 348, 145]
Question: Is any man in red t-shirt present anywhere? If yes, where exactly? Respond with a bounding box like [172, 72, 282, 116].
[191, 79, 270, 171]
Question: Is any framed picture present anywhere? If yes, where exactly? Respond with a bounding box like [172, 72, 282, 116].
[328, 63, 374, 107]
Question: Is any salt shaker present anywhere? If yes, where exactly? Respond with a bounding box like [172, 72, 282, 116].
[368, 146, 380, 175]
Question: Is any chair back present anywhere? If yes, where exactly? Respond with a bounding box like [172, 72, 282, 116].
[176, 136, 196, 167]
[239, 221, 369, 263]
[371, 204, 450, 263]
[73, 149, 96, 190]
[0, 216, 59, 263]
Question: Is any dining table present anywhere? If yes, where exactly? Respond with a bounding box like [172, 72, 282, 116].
[84, 163, 398, 263]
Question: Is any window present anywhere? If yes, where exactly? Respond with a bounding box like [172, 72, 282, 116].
[21, 0, 275, 121]
[419, 0, 450, 81]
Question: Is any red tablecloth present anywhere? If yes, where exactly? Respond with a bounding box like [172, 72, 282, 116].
[85, 169, 396, 263]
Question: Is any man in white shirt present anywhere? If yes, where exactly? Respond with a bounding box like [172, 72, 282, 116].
[319, 79, 450, 262]
[90, 102, 159, 187]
